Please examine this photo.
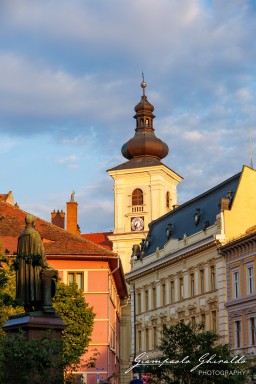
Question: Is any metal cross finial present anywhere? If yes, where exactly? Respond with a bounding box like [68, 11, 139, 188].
[141, 71, 147, 96]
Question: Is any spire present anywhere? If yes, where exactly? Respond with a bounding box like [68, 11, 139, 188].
[121, 79, 169, 160]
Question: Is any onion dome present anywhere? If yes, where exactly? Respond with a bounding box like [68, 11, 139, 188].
[121, 79, 169, 161]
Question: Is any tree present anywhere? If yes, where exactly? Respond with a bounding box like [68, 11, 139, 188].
[53, 282, 96, 373]
[0, 252, 23, 332]
[0, 250, 97, 382]
[142, 322, 247, 384]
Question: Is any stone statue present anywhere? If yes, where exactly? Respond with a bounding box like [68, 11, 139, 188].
[70, 190, 75, 202]
[16, 214, 58, 313]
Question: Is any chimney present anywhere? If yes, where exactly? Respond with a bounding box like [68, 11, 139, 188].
[66, 191, 80, 235]
[51, 209, 65, 229]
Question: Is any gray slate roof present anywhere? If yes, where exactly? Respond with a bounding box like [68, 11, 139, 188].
[144, 171, 241, 256]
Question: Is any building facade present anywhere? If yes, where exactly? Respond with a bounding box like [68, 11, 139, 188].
[126, 166, 256, 361]
[220, 228, 256, 356]
[0, 194, 128, 384]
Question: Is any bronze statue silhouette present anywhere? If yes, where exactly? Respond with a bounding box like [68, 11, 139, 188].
[16, 214, 58, 313]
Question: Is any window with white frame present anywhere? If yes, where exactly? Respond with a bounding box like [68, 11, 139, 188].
[233, 271, 240, 299]
[247, 266, 254, 295]
[67, 272, 84, 290]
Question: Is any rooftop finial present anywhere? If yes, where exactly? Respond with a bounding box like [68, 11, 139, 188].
[141, 71, 147, 96]
[70, 190, 75, 202]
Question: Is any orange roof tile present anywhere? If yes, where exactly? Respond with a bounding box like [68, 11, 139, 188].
[0, 200, 128, 298]
[81, 232, 113, 251]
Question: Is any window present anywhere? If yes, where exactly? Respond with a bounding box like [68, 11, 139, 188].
[247, 266, 254, 294]
[152, 287, 157, 309]
[179, 277, 184, 300]
[201, 313, 206, 327]
[170, 280, 175, 303]
[235, 321, 241, 348]
[233, 271, 240, 298]
[212, 311, 217, 334]
[210, 266, 216, 291]
[153, 326, 157, 348]
[137, 292, 141, 314]
[162, 283, 166, 306]
[200, 270, 205, 294]
[191, 316, 196, 325]
[190, 273, 195, 297]
[250, 318, 255, 346]
[144, 290, 149, 312]
[145, 118, 149, 126]
[166, 191, 170, 208]
[68, 272, 84, 290]
[137, 330, 142, 352]
[132, 188, 143, 206]
[145, 328, 149, 351]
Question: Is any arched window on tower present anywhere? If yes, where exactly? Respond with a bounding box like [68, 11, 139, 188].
[132, 188, 143, 206]
[166, 191, 170, 208]
[145, 118, 149, 126]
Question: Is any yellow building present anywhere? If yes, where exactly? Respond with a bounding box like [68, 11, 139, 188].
[126, 166, 256, 360]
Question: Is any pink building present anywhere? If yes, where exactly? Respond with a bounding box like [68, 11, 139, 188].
[0, 193, 128, 384]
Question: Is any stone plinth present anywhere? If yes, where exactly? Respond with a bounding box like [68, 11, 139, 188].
[3, 312, 66, 384]
[3, 311, 66, 338]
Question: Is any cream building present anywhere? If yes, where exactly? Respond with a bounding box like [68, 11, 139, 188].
[107, 80, 182, 383]
[107, 79, 182, 274]
[126, 166, 256, 360]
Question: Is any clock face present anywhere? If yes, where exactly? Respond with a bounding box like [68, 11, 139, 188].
[131, 217, 144, 231]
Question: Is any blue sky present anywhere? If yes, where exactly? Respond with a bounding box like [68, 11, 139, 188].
[0, 0, 256, 233]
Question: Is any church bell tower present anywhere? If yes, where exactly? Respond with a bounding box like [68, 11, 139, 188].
[107, 78, 182, 273]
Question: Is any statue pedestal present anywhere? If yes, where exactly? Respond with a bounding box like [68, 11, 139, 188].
[3, 312, 66, 384]
[3, 311, 66, 338]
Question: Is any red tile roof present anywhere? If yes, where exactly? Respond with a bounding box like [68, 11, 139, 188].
[81, 232, 113, 251]
[0, 200, 127, 298]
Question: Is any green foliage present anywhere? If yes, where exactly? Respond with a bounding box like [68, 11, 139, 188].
[0, 254, 23, 334]
[53, 282, 96, 372]
[0, 249, 96, 382]
[144, 322, 247, 384]
[0, 331, 64, 384]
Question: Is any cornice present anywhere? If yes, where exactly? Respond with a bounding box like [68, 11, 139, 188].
[126, 236, 218, 283]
